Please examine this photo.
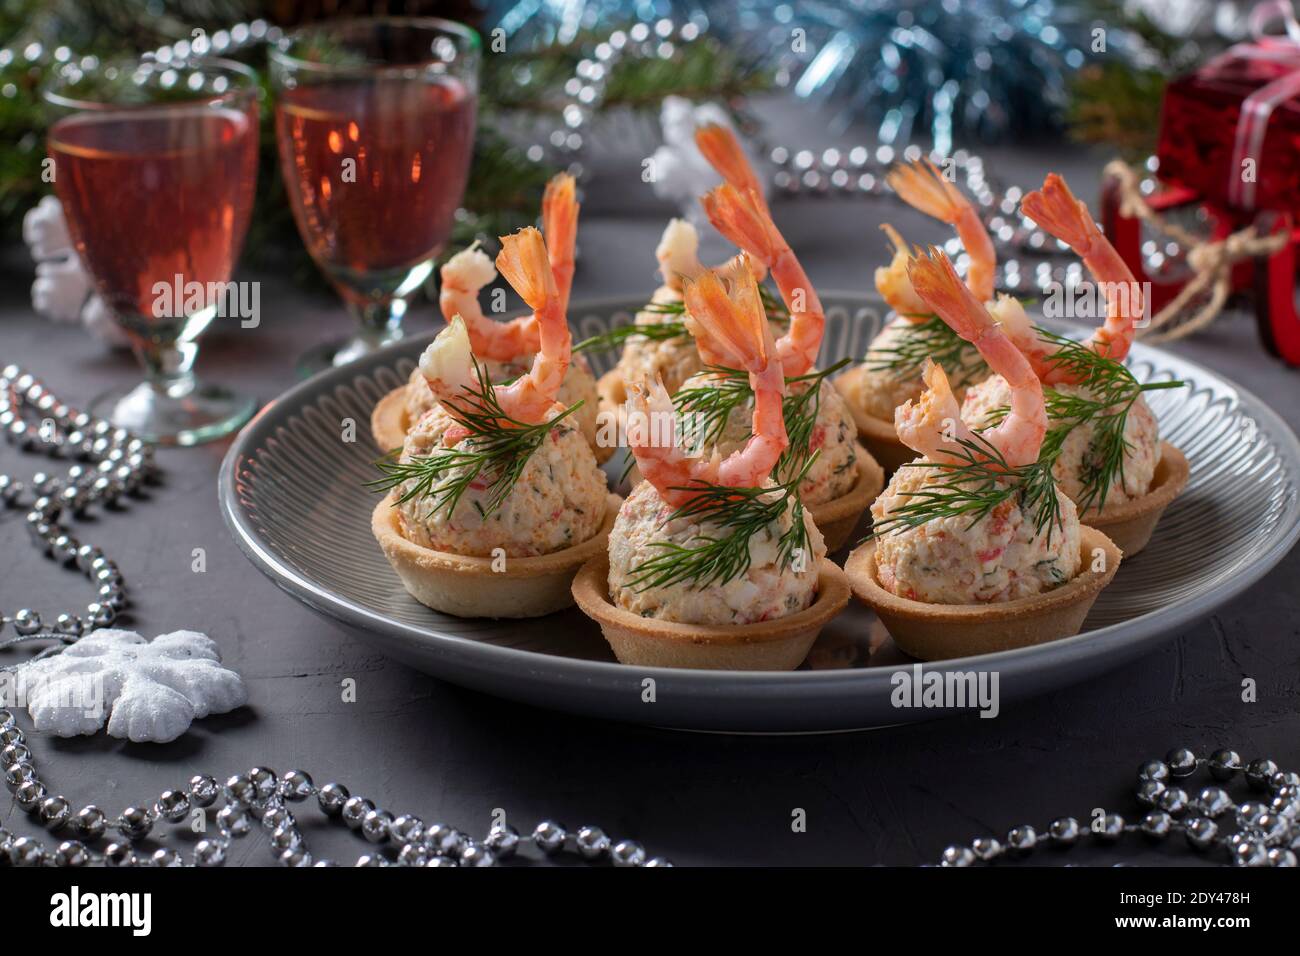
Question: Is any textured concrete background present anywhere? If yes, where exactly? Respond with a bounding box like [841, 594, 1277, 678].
[1, 102, 1297, 866]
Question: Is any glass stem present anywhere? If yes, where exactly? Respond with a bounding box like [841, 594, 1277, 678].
[347, 296, 408, 348]
[135, 337, 198, 399]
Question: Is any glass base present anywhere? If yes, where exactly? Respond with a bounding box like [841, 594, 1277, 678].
[295, 326, 406, 379]
[90, 379, 258, 447]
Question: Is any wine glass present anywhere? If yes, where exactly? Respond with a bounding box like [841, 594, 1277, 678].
[270, 17, 480, 373]
[44, 56, 261, 446]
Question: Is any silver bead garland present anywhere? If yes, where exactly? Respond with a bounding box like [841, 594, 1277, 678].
[0, 365, 154, 645]
[941, 748, 1300, 868]
[0, 707, 670, 868]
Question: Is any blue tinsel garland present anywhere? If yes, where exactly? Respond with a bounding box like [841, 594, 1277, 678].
[483, 0, 1142, 146]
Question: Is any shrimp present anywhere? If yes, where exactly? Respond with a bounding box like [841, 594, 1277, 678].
[420, 226, 569, 426]
[874, 223, 932, 318]
[694, 125, 823, 377]
[888, 159, 996, 303]
[542, 172, 578, 310]
[682, 253, 760, 367]
[655, 218, 706, 292]
[694, 123, 768, 212]
[1020, 173, 1143, 369]
[701, 182, 824, 377]
[903, 248, 1046, 468]
[654, 217, 767, 293]
[436, 173, 579, 362]
[627, 266, 788, 505]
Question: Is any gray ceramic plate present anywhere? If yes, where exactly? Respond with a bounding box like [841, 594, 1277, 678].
[218, 293, 1300, 732]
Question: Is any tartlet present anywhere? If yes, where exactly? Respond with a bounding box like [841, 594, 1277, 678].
[371, 365, 613, 464]
[808, 448, 884, 552]
[833, 367, 915, 474]
[374, 491, 622, 618]
[1079, 441, 1187, 556]
[573, 553, 849, 670]
[844, 526, 1121, 661]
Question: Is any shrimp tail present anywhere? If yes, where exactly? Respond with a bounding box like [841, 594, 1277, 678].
[888, 160, 996, 302]
[702, 182, 824, 376]
[683, 262, 772, 374]
[701, 183, 778, 264]
[887, 160, 963, 223]
[683, 254, 758, 367]
[694, 123, 766, 205]
[881, 223, 908, 255]
[542, 173, 578, 305]
[1021, 173, 1142, 365]
[908, 247, 1046, 468]
[495, 227, 557, 311]
[906, 249, 988, 344]
[1019, 173, 1095, 256]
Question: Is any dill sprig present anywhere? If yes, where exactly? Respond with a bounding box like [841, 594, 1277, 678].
[987, 328, 1184, 514]
[864, 314, 988, 386]
[671, 358, 853, 476]
[573, 284, 789, 355]
[872, 433, 1063, 541]
[625, 455, 816, 591]
[573, 317, 689, 355]
[367, 358, 581, 520]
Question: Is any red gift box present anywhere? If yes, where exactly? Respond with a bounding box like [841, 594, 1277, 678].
[1157, 1, 1300, 215]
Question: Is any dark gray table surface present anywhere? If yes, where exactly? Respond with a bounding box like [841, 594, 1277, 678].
[2, 129, 1298, 866]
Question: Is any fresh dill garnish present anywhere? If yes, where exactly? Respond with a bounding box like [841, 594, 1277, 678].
[367, 358, 581, 520]
[671, 358, 853, 476]
[573, 284, 789, 354]
[573, 319, 689, 355]
[871, 433, 1063, 541]
[864, 314, 988, 386]
[625, 455, 817, 592]
[984, 328, 1184, 514]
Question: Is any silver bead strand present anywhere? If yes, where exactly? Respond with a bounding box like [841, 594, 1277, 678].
[0, 366, 154, 645]
[0, 710, 670, 867]
[942, 748, 1300, 867]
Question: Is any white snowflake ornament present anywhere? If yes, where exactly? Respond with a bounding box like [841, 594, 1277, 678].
[21, 629, 249, 743]
[22, 195, 130, 347]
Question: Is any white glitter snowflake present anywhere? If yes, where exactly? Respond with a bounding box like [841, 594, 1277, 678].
[20, 629, 248, 743]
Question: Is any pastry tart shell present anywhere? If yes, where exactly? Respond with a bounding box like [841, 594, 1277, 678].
[370, 384, 615, 463]
[373, 491, 623, 619]
[843, 526, 1122, 661]
[1077, 442, 1187, 557]
[572, 555, 851, 671]
[596, 368, 627, 436]
[832, 373, 914, 474]
[370, 385, 410, 453]
[807, 447, 885, 553]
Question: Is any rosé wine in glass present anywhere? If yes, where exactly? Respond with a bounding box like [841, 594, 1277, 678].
[270, 17, 480, 373]
[44, 57, 261, 446]
[49, 105, 257, 325]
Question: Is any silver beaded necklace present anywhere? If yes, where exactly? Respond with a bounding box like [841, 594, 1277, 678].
[0, 365, 669, 868]
[0, 715, 669, 868]
[1, 364, 151, 644]
[940, 750, 1300, 868]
